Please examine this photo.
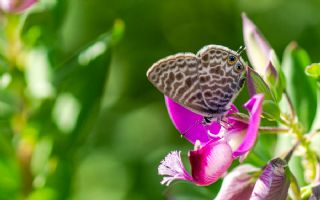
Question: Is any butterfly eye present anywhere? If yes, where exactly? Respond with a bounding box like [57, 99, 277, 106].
[234, 62, 244, 73]
[227, 55, 237, 65]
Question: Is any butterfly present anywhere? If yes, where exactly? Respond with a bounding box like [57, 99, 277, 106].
[147, 45, 246, 125]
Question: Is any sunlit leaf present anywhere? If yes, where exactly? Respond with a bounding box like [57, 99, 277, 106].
[28, 20, 124, 199]
[262, 100, 280, 121]
[288, 168, 301, 200]
[305, 63, 320, 79]
[266, 50, 286, 102]
[246, 67, 280, 120]
[314, 92, 320, 134]
[31, 137, 53, 177]
[247, 67, 275, 101]
[282, 42, 317, 131]
[26, 187, 57, 200]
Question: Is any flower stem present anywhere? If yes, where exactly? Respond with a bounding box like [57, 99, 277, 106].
[259, 126, 290, 133]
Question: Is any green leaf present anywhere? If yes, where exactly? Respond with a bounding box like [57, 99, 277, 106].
[282, 42, 317, 131]
[0, 90, 19, 118]
[31, 137, 53, 176]
[311, 89, 320, 132]
[0, 133, 20, 200]
[262, 100, 281, 121]
[247, 67, 276, 101]
[305, 63, 320, 79]
[49, 20, 124, 147]
[247, 67, 280, 120]
[28, 20, 124, 199]
[166, 182, 213, 200]
[288, 167, 301, 200]
[26, 188, 57, 200]
[266, 50, 286, 102]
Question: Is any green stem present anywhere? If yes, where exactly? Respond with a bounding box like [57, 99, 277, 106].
[259, 126, 290, 133]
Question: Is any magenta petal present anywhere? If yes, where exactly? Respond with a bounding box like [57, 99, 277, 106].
[232, 94, 264, 157]
[251, 158, 290, 200]
[158, 151, 193, 186]
[165, 96, 221, 144]
[189, 140, 233, 186]
[242, 13, 272, 76]
[214, 164, 260, 200]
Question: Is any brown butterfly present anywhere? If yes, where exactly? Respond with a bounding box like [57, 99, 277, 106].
[147, 45, 246, 124]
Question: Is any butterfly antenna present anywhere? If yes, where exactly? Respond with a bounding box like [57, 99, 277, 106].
[237, 45, 246, 55]
[181, 119, 202, 136]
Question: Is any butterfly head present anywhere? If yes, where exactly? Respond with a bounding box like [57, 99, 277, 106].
[226, 53, 246, 75]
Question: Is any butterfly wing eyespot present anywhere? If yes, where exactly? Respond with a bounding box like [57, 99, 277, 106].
[233, 62, 244, 73]
[227, 55, 237, 65]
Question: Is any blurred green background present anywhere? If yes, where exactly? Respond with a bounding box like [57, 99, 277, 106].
[1, 0, 320, 199]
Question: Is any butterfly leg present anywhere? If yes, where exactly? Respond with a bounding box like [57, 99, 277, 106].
[216, 115, 233, 129]
[181, 119, 202, 136]
[202, 116, 213, 125]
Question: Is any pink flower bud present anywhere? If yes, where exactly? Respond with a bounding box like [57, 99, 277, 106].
[0, 0, 37, 13]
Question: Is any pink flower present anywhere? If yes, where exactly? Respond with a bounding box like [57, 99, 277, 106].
[158, 94, 264, 186]
[0, 0, 37, 13]
[215, 164, 260, 200]
[158, 140, 233, 186]
[242, 13, 285, 101]
[242, 13, 273, 77]
[214, 158, 290, 200]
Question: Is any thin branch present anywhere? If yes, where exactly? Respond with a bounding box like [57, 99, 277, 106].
[259, 126, 290, 133]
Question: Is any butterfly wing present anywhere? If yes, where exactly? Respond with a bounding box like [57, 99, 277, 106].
[147, 53, 212, 117]
[196, 45, 245, 116]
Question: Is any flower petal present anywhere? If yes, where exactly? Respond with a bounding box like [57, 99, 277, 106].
[242, 13, 271, 76]
[0, 0, 37, 13]
[250, 158, 290, 200]
[232, 94, 264, 157]
[189, 139, 233, 186]
[226, 127, 247, 152]
[158, 151, 193, 186]
[165, 96, 221, 144]
[214, 164, 260, 200]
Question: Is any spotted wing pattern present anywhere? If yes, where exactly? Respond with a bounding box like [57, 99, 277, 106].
[147, 45, 246, 118]
[147, 53, 208, 115]
[196, 45, 245, 116]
